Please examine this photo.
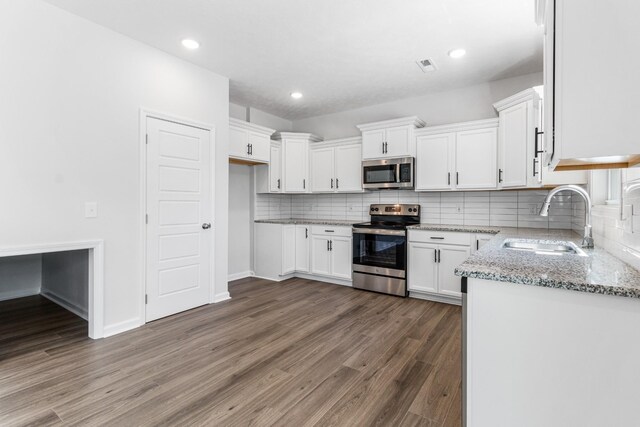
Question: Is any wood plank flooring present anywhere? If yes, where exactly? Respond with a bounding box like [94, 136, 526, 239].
[0, 277, 461, 426]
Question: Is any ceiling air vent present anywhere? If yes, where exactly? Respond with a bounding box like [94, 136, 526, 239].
[416, 58, 437, 73]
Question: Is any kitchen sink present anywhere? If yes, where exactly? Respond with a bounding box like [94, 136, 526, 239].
[501, 239, 587, 256]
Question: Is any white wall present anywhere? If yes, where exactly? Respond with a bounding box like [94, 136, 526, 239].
[228, 164, 253, 280]
[0, 0, 229, 334]
[292, 72, 542, 139]
[248, 108, 293, 132]
[41, 250, 89, 319]
[229, 102, 248, 121]
[0, 255, 42, 301]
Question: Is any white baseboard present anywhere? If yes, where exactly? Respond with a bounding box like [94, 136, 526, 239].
[40, 290, 88, 320]
[0, 288, 39, 302]
[102, 317, 143, 338]
[228, 271, 253, 282]
[292, 273, 353, 287]
[409, 290, 462, 306]
[213, 292, 231, 303]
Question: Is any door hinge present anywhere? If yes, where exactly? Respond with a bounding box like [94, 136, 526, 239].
[145, 294, 148, 304]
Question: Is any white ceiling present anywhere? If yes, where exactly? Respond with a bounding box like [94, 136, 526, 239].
[44, 0, 542, 120]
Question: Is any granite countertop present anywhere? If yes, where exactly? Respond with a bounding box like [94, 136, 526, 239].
[407, 224, 502, 234]
[454, 227, 640, 299]
[254, 218, 360, 226]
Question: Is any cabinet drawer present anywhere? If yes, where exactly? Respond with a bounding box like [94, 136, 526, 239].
[311, 225, 352, 237]
[408, 230, 472, 246]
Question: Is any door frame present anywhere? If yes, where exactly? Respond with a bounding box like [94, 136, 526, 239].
[0, 240, 104, 339]
[139, 108, 217, 325]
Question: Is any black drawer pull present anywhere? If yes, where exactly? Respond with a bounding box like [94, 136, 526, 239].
[430, 237, 445, 240]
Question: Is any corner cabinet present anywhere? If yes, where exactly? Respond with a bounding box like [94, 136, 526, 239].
[229, 118, 275, 163]
[415, 119, 498, 191]
[357, 116, 425, 160]
[274, 132, 323, 193]
[309, 137, 363, 193]
[536, 0, 640, 170]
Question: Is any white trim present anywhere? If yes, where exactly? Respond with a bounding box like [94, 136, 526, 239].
[213, 292, 231, 303]
[356, 116, 426, 132]
[139, 108, 217, 324]
[228, 271, 253, 282]
[41, 290, 88, 320]
[0, 289, 39, 302]
[293, 272, 353, 287]
[309, 136, 362, 149]
[102, 317, 143, 338]
[229, 117, 275, 137]
[0, 239, 105, 339]
[272, 131, 323, 142]
[414, 118, 499, 137]
[493, 88, 540, 112]
[409, 290, 462, 306]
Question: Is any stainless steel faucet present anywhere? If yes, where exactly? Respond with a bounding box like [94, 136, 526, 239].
[539, 184, 594, 248]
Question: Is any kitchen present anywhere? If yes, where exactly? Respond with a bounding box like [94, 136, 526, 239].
[1, 0, 640, 425]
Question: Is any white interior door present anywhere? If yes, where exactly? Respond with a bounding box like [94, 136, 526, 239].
[146, 117, 212, 322]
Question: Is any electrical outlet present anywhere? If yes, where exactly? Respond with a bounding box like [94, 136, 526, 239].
[456, 204, 462, 213]
[529, 204, 539, 215]
[85, 202, 98, 218]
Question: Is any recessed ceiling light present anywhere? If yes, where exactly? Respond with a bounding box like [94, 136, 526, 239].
[448, 48, 466, 59]
[290, 92, 303, 99]
[181, 39, 200, 50]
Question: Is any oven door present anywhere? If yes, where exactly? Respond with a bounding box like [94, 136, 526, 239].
[352, 228, 406, 277]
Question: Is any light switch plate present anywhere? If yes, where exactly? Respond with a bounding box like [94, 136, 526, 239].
[85, 202, 98, 218]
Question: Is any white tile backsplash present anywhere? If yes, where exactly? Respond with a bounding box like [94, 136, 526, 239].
[256, 189, 575, 229]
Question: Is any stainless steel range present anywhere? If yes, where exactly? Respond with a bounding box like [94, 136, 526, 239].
[352, 204, 420, 297]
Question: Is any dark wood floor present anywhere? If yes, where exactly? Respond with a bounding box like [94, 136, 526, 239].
[0, 278, 461, 426]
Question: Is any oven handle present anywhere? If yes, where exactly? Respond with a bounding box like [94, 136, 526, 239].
[352, 228, 406, 236]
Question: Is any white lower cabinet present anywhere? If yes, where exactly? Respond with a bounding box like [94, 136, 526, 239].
[310, 226, 353, 280]
[408, 230, 472, 303]
[473, 234, 494, 252]
[295, 225, 310, 273]
[254, 222, 351, 282]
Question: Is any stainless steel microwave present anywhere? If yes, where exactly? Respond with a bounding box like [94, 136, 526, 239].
[362, 157, 414, 190]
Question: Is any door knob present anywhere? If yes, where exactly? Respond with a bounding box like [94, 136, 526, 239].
[202, 223, 211, 229]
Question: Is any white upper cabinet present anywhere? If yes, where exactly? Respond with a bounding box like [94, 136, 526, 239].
[456, 127, 498, 190]
[537, 0, 640, 170]
[309, 137, 362, 193]
[228, 118, 274, 163]
[416, 133, 455, 191]
[255, 140, 282, 194]
[415, 119, 498, 192]
[275, 132, 322, 193]
[357, 117, 425, 160]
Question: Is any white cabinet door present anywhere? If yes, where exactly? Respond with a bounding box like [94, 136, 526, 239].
[283, 139, 308, 192]
[499, 103, 529, 188]
[385, 125, 411, 157]
[456, 128, 498, 190]
[310, 147, 335, 192]
[330, 236, 352, 280]
[416, 133, 455, 191]
[295, 225, 310, 273]
[362, 129, 386, 159]
[473, 234, 493, 252]
[229, 125, 249, 159]
[311, 236, 331, 276]
[335, 144, 362, 192]
[282, 225, 296, 275]
[408, 242, 438, 293]
[438, 246, 470, 298]
[269, 145, 281, 192]
[249, 131, 270, 162]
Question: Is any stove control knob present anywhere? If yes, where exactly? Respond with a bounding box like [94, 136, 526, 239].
[374, 208, 379, 211]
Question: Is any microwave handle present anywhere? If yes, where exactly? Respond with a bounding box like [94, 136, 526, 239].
[395, 164, 401, 183]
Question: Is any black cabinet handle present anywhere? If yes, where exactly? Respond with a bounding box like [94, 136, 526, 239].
[430, 237, 445, 240]
[277, 178, 280, 189]
[382, 142, 385, 153]
[325, 230, 334, 233]
[247, 143, 250, 155]
[303, 179, 306, 189]
[434, 250, 437, 263]
[448, 172, 451, 186]
[534, 127, 544, 155]
[331, 178, 334, 189]
[327, 240, 330, 251]
[456, 172, 459, 185]
[305, 228, 308, 239]
[437, 249, 441, 263]
[476, 240, 479, 250]
[498, 169, 503, 183]
[330, 240, 333, 251]
[336, 178, 339, 189]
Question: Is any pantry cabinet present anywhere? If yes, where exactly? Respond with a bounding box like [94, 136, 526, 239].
[229, 118, 275, 163]
[357, 117, 425, 160]
[536, 0, 640, 170]
[415, 119, 498, 191]
[309, 137, 362, 193]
